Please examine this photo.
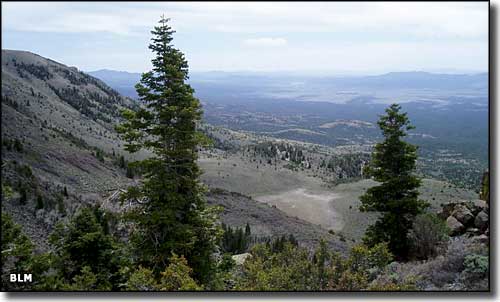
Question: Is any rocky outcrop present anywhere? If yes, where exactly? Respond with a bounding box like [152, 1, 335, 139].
[474, 211, 489, 232]
[438, 200, 489, 238]
[451, 204, 474, 225]
[446, 216, 464, 236]
[232, 253, 252, 266]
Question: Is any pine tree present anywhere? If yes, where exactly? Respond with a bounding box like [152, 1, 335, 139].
[36, 194, 44, 209]
[359, 104, 428, 259]
[115, 16, 219, 283]
[19, 187, 27, 205]
[119, 155, 126, 169]
[245, 223, 251, 238]
[314, 239, 329, 290]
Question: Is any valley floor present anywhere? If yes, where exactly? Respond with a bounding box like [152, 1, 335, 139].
[200, 153, 478, 241]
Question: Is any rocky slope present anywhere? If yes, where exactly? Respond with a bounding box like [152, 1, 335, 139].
[1, 50, 143, 250]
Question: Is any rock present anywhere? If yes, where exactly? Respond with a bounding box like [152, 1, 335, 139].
[438, 203, 457, 220]
[446, 216, 464, 236]
[451, 205, 474, 226]
[466, 227, 480, 236]
[474, 211, 489, 232]
[469, 199, 488, 215]
[471, 234, 489, 245]
[232, 253, 252, 266]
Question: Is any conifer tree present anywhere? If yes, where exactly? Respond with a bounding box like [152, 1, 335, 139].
[359, 104, 428, 259]
[116, 16, 219, 282]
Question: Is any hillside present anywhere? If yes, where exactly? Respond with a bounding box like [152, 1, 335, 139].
[1, 50, 350, 252]
[1, 50, 144, 249]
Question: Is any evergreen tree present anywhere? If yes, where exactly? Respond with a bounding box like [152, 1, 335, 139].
[35, 194, 44, 209]
[245, 223, 251, 238]
[115, 16, 219, 283]
[125, 164, 134, 179]
[48, 207, 128, 290]
[314, 239, 329, 290]
[119, 155, 126, 169]
[359, 104, 428, 259]
[19, 187, 27, 205]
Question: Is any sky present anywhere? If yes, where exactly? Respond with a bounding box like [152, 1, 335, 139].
[1, 1, 489, 75]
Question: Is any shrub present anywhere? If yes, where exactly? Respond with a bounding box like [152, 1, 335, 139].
[408, 213, 449, 260]
[159, 254, 202, 291]
[460, 254, 489, 290]
[463, 254, 488, 277]
[369, 274, 418, 291]
[347, 243, 392, 274]
[125, 266, 158, 291]
[2, 184, 14, 200]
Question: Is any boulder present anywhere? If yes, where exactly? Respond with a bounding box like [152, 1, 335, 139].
[438, 203, 457, 220]
[446, 216, 464, 236]
[232, 253, 252, 266]
[474, 211, 489, 232]
[469, 199, 488, 215]
[451, 205, 474, 226]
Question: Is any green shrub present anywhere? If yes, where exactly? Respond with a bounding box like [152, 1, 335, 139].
[158, 254, 202, 291]
[125, 266, 157, 291]
[463, 254, 488, 277]
[408, 213, 449, 260]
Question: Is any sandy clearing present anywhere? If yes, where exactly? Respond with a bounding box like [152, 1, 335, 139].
[255, 188, 345, 231]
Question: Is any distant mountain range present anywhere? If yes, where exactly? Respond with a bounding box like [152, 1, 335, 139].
[88, 69, 488, 101]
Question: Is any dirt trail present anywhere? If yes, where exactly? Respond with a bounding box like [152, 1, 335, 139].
[255, 188, 345, 231]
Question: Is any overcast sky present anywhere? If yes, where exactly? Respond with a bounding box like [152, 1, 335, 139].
[1, 2, 489, 74]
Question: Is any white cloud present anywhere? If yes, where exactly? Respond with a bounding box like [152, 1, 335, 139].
[0, 2, 488, 73]
[1, 2, 488, 39]
[243, 37, 287, 47]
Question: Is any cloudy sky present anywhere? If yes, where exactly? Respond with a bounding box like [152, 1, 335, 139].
[1, 2, 489, 74]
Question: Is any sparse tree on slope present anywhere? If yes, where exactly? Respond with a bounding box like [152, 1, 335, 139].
[359, 104, 428, 259]
[115, 16, 220, 283]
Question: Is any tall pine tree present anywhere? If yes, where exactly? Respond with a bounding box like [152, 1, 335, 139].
[359, 104, 428, 259]
[116, 16, 219, 283]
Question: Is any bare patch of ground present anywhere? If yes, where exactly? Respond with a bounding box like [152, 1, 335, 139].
[255, 188, 344, 231]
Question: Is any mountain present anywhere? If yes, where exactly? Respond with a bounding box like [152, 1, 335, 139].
[87, 69, 141, 99]
[89, 69, 488, 103]
[2, 50, 347, 252]
[1, 50, 143, 249]
[315, 71, 488, 90]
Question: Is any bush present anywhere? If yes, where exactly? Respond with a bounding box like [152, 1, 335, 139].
[124, 255, 202, 291]
[369, 274, 418, 291]
[460, 253, 489, 290]
[463, 254, 488, 278]
[158, 254, 202, 291]
[408, 213, 449, 260]
[125, 266, 158, 291]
